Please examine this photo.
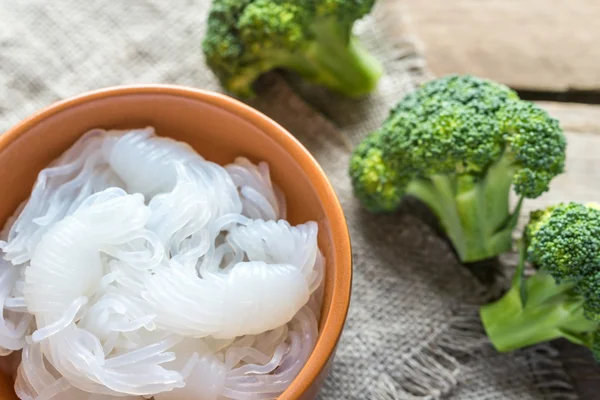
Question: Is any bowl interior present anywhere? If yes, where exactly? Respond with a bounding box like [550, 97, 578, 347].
[0, 88, 350, 399]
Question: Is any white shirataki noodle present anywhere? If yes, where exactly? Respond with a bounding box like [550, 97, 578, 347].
[0, 127, 325, 400]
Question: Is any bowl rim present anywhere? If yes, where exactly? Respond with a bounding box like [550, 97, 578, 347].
[0, 84, 352, 399]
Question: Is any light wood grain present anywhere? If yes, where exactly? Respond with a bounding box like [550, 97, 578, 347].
[538, 101, 600, 134]
[402, 0, 600, 92]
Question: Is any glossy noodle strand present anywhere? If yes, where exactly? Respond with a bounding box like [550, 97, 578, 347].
[0, 127, 324, 399]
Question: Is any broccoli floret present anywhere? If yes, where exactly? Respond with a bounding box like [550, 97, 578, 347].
[349, 75, 566, 263]
[480, 203, 600, 359]
[202, 0, 383, 97]
[349, 131, 405, 211]
[527, 203, 600, 283]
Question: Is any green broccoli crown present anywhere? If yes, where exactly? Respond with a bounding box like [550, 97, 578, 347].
[203, 0, 380, 97]
[383, 75, 564, 194]
[527, 203, 600, 282]
[203, 0, 250, 90]
[349, 131, 404, 212]
[390, 74, 518, 117]
[526, 203, 600, 320]
[351, 75, 566, 212]
[349, 75, 567, 263]
[580, 273, 600, 322]
[499, 102, 566, 197]
[238, 1, 310, 53]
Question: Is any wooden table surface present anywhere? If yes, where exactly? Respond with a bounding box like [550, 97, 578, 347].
[400, 0, 600, 93]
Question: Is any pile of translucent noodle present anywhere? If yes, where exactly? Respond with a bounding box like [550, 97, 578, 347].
[0, 127, 324, 400]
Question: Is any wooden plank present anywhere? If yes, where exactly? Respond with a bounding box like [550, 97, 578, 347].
[537, 101, 600, 134]
[401, 0, 600, 92]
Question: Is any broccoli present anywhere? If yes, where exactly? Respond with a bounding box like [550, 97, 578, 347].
[349, 75, 566, 263]
[480, 203, 600, 358]
[202, 0, 383, 98]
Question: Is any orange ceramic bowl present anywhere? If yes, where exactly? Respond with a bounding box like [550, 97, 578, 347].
[0, 85, 352, 399]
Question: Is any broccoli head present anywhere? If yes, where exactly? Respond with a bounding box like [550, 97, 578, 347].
[202, 0, 383, 97]
[527, 203, 600, 283]
[480, 203, 600, 360]
[349, 75, 567, 263]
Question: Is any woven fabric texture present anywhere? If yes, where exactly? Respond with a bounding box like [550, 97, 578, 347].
[0, 1, 579, 399]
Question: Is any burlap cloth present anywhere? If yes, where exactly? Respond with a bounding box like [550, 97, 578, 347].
[0, 1, 588, 399]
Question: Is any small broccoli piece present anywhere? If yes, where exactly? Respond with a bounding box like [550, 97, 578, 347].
[349, 131, 405, 212]
[349, 75, 566, 263]
[203, 0, 383, 98]
[480, 203, 600, 358]
[527, 202, 600, 282]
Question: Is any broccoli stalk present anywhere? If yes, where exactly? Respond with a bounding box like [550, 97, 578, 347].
[297, 21, 382, 97]
[481, 243, 597, 351]
[350, 75, 566, 263]
[203, 0, 382, 98]
[480, 203, 600, 358]
[405, 154, 522, 262]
